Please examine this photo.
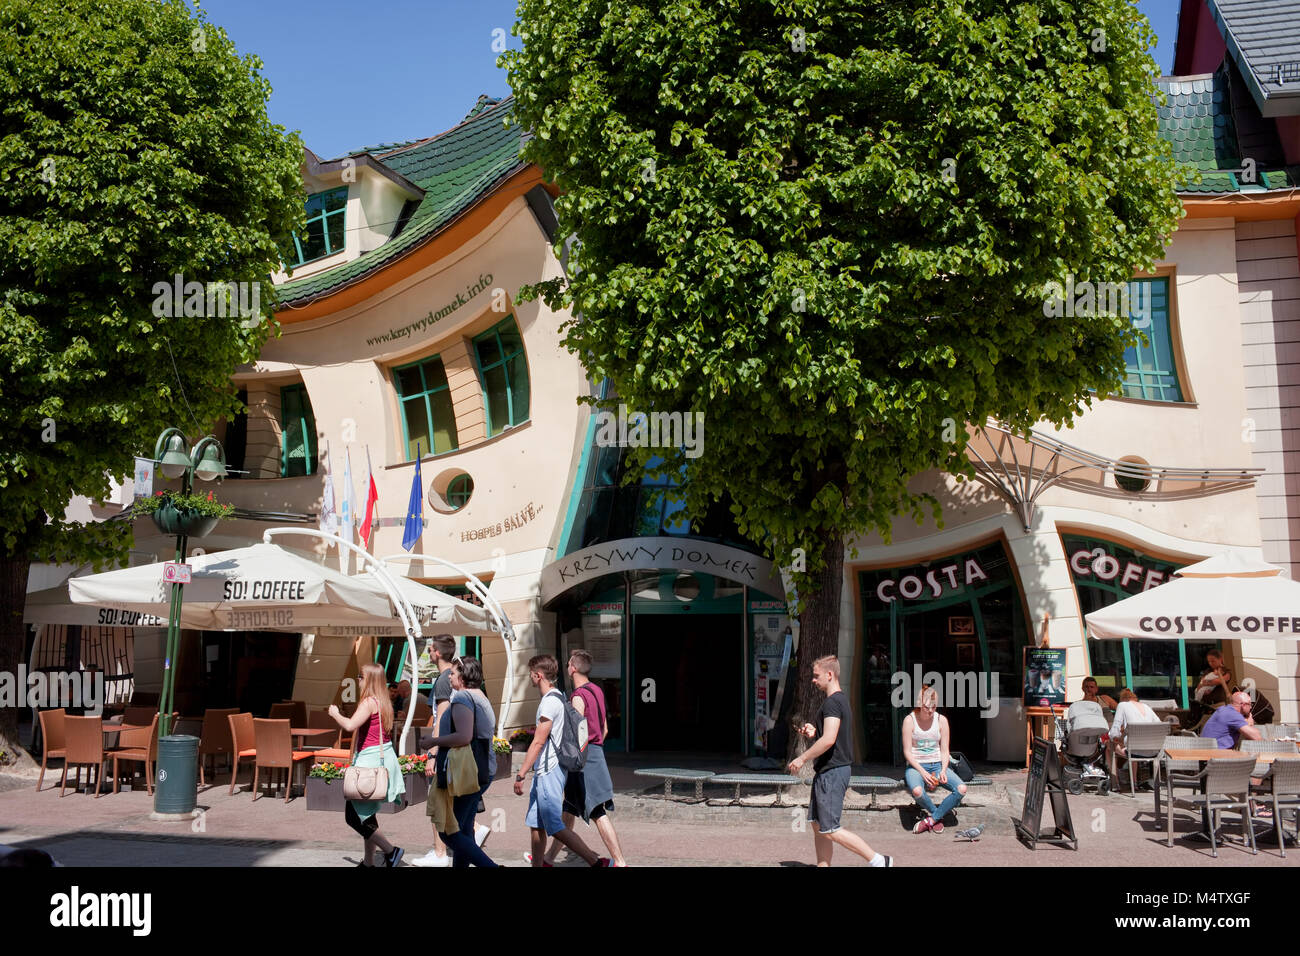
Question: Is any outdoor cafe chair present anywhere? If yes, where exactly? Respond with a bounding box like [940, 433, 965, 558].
[60, 715, 108, 798]
[36, 708, 67, 792]
[1159, 736, 1217, 822]
[109, 714, 159, 795]
[269, 701, 307, 726]
[306, 708, 342, 748]
[1263, 757, 1300, 858]
[228, 712, 257, 795]
[412, 695, 432, 727]
[251, 718, 315, 803]
[1116, 722, 1169, 793]
[1184, 756, 1259, 858]
[197, 708, 238, 786]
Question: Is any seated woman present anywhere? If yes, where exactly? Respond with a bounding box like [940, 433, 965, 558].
[901, 685, 966, 834]
[1106, 688, 1162, 785]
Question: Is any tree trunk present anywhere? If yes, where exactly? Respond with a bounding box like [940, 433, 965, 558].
[0, 552, 37, 770]
[786, 525, 846, 763]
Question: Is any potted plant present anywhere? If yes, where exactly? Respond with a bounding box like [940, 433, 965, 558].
[134, 489, 234, 539]
[509, 727, 534, 752]
[493, 736, 514, 780]
[306, 760, 348, 812]
[399, 753, 429, 806]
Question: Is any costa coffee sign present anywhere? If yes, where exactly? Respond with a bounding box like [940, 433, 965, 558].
[1068, 547, 1168, 592]
[874, 558, 989, 604]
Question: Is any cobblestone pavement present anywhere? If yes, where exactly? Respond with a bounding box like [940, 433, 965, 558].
[1, 759, 1296, 867]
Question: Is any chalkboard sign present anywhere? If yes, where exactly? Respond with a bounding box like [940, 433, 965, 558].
[1013, 736, 1077, 850]
[1024, 647, 1067, 707]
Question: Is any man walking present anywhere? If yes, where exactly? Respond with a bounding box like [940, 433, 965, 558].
[788, 655, 892, 867]
[412, 635, 473, 867]
[538, 650, 627, 866]
[514, 654, 609, 867]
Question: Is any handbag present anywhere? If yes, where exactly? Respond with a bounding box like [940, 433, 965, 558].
[948, 751, 975, 783]
[343, 700, 390, 801]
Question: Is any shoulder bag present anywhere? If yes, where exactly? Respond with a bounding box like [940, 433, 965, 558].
[343, 699, 390, 801]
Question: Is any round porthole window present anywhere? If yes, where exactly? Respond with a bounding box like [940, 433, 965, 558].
[429, 469, 474, 514]
[1115, 456, 1151, 494]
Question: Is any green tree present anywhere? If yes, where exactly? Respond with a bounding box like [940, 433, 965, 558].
[0, 0, 303, 763]
[504, 0, 1182, 755]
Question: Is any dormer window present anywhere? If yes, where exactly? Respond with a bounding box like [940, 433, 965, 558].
[291, 187, 348, 266]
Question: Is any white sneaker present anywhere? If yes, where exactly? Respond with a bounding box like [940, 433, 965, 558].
[408, 849, 451, 868]
[474, 824, 490, 847]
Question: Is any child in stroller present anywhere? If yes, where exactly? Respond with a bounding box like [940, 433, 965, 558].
[1056, 700, 1111, 795]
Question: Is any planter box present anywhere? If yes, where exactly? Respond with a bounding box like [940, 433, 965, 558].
[150, 501, 221, 539]
[404, 772, 429, 807]
[306, 775, 347, 812]
[494, 753, 515, 781]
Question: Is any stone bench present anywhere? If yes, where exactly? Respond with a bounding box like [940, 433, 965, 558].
[633, 768, 715, 801]
[709, 773, 804, 804]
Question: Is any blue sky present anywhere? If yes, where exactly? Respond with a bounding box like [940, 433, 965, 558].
[200, 0, 1182, 159]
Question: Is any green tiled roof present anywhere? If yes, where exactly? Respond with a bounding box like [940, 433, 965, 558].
[277, 96, 526, 307]
[1154, 69, 1300, 195]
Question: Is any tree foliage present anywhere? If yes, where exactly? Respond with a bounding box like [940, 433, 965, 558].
[504, 0, 1183, 594]
[0, 0, 304, 567]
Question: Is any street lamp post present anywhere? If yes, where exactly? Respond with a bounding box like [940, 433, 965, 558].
[151, 428, 227, 737]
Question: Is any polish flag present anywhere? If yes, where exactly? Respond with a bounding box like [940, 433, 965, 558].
[359, 447, 379, 548]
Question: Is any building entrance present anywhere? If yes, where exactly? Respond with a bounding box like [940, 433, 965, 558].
[631, 613, 742, 752]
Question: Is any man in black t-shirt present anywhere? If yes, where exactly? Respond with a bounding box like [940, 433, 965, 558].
[789, 655, 893, 867]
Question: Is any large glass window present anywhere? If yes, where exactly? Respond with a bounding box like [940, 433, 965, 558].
[280, 384, 317, 477]
[473, 318, 530, 436]
[1122, 277, 1182, 402]
[858, 542, 1029, 763]
[394, 355, 459, 459]
[291, 187, 348, 266]
[1063, 534, 1203, 706]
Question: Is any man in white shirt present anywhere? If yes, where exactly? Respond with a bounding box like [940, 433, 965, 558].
[513, 654, 608, 867]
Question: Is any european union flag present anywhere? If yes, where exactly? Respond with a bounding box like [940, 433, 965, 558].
[402, 443, 423, 552]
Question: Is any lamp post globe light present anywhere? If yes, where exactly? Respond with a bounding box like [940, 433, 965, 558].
[151, 428, 229, 729]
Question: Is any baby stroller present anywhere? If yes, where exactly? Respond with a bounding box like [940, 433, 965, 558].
[1055, 701, 1111, 795]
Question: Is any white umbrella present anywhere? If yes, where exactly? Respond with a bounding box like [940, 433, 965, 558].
[1085, 551, 1300, 642]
[67, 542, 395, 631]
[24, 583, 166, 628]
[315, 574, 499, 638]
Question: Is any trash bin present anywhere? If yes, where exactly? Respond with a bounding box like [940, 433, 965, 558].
[154, 734, 199, 814]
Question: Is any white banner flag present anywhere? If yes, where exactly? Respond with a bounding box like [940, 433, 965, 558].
[133, 457, 153, 499]
[340, 449, 357, 545]
[320, 445, 337, 536]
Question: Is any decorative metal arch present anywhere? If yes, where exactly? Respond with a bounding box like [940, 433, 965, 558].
[965, 421, 1265, 532]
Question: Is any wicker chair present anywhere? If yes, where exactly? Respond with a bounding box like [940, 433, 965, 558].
[1181, 756, 1259, 857]
[1264, 757, 1300, 858]
[1116, 722, 1169, 793]
[36, 709, 67, 792]
[413, 695, 432, 727]
[124, 705, 156, 726]
[197, 708, 238, 786]
[61, 715, 108, 797]
[227, 713, 257, 795]
[251, 718, 315, 802]
[306, 708, 342, 748]
[109, 714, 159, 794]
[269, 701, 307, 726]
[1159, 736, 1218, 837]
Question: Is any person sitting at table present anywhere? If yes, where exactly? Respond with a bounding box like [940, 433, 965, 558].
[1194, 649, 1233, 710]
[1082, 676, 1118, 711]
[1106, 688, 1161, 787]
[1200, 690, 1269, 817]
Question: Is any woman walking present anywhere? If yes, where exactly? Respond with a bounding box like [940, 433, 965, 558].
[421, 656, 498, 867]
[901, 684, 967, 833]
[328, 662, 405, 867]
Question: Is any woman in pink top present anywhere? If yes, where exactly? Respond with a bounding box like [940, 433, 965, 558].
[329, 662, 405, 866]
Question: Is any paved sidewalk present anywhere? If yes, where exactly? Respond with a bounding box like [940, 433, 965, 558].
[1, 760, 1296, 866]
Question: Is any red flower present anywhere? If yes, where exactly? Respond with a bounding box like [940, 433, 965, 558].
[207, 492, 214, 500]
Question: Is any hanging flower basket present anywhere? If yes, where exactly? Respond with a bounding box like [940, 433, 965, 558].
[134, 490, 233, 538]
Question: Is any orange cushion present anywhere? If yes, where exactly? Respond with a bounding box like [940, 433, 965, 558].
[239, 749, 257, 757]
[291, 751, 317, 761]
[312, 748, 352, 760]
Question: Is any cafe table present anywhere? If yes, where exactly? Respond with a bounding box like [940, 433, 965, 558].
[1161, 749, 1300, 846]
[291, 727, 338, 748]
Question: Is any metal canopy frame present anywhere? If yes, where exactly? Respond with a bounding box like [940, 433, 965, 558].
[965, 421, 1265, 532]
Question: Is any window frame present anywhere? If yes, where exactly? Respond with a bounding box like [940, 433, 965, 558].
[393, 353, 460, 461]
[446, 474, 474, 510]
[471, 317, 530, 437]
[1119, 272, 1191, 404]
[290, 186, 349, 266]
[279, 383, 317, 478]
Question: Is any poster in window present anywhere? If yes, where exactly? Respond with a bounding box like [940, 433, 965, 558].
[1024, 647, 1067, 707]
[581, 609, 622, 679]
